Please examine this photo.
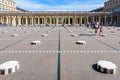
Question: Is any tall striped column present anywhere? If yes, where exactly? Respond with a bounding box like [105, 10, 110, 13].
[56, 17, 58, 26]
[26, 17, 28, 26]
[31, 17, 33, 25]
[38, 17, 40, 25]
[18, 16, 21, 25]
[6, 16, 9, 24]
[68, 16, 70, 25]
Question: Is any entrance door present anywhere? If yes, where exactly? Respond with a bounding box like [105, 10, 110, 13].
[8, 68, 12, 74]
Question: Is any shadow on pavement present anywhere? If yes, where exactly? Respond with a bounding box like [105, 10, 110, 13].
[79, 34, 95, 36]
[92, 64, 107, 74]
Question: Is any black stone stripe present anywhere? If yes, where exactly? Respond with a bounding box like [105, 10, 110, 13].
[91, 37, 119, 51]
[57, 29, 61, 80]
[0, 28, 43, 51]
[77, 27, 119, 51]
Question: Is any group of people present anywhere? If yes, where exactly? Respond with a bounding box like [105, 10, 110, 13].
[92, 21, 103, 36]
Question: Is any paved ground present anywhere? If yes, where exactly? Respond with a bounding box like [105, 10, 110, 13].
[0, 26, 120, 80]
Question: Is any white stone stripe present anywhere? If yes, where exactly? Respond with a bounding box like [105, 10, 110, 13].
[0, 51, 120, 53]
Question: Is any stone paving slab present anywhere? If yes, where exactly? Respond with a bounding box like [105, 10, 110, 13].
[0, 26, 119, 80]
[61, 53, 120, 80]
[0, 53, 58, 80]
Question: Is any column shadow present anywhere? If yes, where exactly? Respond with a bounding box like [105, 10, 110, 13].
[79, 34, 95, 36]
[92, 64, 107, 74]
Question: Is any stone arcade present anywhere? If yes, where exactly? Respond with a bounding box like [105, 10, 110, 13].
[0, 11, 119, 27]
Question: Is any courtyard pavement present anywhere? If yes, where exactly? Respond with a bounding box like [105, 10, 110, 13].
[0, 25, 120, 80]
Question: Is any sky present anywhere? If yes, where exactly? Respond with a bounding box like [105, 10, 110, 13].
[14, 0, 107, 11]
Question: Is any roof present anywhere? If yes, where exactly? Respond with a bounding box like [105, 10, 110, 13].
[0, 61, 19, 69]
[0, 11, 112, 16]
[16, 7, 28, 12]
[114, 7, 120, 12]
[91, 7, 104, 12]
[97, 60, 117, 69]
[113, 7, 120, 14]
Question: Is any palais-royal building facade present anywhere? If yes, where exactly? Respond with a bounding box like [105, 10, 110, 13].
[0, 0, 120, 26]
[0, 0, 16, 11]
[104, 0, 120, 12]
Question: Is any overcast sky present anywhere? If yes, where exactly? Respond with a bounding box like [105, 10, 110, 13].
[14, 0, 107, 11]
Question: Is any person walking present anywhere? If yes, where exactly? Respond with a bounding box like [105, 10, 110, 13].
[99, 25, 103, 35]
[94, 21, 100, 36]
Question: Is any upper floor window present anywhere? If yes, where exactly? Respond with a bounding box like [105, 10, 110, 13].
[110, 2, 112, 5]
[113, 1, 114, 4]
[108, 2, 110, 6]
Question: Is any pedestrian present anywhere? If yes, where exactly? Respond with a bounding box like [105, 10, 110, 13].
[94, 21, 100, 36]
[99, 25, 103, 35]
[87, 22, 90, 28]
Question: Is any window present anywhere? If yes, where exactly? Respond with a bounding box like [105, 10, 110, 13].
[112, 1, 114, 4]
[8, 68, 12, 74]
[2, 0, 4, 3]
[8, 1, 10, 5]
[0, 70, 5, 75]
[110, 2, 112, 5]
[110, 69, 114, 74]
[11, 3, 12, 6]
[6, 1, 8, 4]
[10, 1, 11, 5]
[108, 2, 109, 5]
[106, 3, 108, 6]
[15, 65, 17, 70]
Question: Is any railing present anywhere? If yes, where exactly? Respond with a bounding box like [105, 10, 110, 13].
[0, 11, 113, 16]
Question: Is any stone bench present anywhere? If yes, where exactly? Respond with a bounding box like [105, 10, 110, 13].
[2, 31, 7, 33]
[11, 34, 19, 37]
[31, 41, 41, 45]
[14, 29, 18, 31]
[83, 29, 86, 31]
[89, 31, 93, 33]
[68, 31, 72, 33]
[46, 31, 51, 33]
[118, 29, 120, 31]
[0, 61, 19, 75]
[48, 31, 51, 32]
[100, 34, 107, 37]
[108, 27, 111, 29]
[76, 41, 86, 45]
[24, 31, 29, 33]
[70, 34, 77, 37]
[97, 60, 117, 74]
[7, 28, 10, 30]
[41, 34, 48, 37]
[111, 31, 115, 33]
[46, 31, 49, 33]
